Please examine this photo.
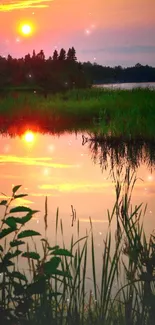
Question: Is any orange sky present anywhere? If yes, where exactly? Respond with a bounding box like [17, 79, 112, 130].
[0, 0, 155, 66]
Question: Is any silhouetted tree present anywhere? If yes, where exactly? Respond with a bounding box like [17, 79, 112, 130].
[67, 47, 77, 61]
[0, 48, 155, 92]
[7, 54, 13, 62]
[59, 48, 66, 60]
[53, 50, 58, 61]
[32, 50, 36, 59]
[135, 63, 142, 68]
[37, 50, 45, 61]
[24, 53, 31, 62]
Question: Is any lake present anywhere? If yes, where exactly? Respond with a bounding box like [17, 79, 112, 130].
[0, 80, 155, 291]
[94, 81, 155, 89]
[0, 130, 155, 287]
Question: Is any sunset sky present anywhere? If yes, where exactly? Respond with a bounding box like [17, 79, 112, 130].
[0, 0, 155, 67]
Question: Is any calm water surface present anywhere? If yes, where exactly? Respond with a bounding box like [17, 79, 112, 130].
[0, 132, 155, 236]
[0, 131, 155, 284]
[94, 81, 155, 89]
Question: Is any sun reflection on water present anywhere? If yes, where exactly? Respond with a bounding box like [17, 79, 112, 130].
[23, 131, 35, 143]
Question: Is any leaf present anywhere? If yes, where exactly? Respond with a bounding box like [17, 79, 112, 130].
[14, 194, 28, 199]
[0, 227, 15, 239]
[22, 252, 40, 260]
[16, 299, 31, 314]
[49, 292, 62, 297]
[5, 211, 38, 227]
[0, 200, 7, 206]
[12, 250, 22, 258]
[43, 257, 61, 275]
[17, 230, 41, 239]
[51, 248, 73, 257]
[10, 206, 32, 213]
[13, 282, 25, 296]
[11, 271, 27, 282]
[4, 250, 22, 260]
[26, 278, 46, 295]
[0, 260, 14, 271]
[4, 217, 17, 229]
[10, 240, 25, 247]
[13, 213, 34, 225]
[52, 269, 72, 278]
[12, 185, 22, 194]
[48, 245, 60, 251]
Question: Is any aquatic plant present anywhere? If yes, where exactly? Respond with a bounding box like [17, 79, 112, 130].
[0, 168, 155, 324]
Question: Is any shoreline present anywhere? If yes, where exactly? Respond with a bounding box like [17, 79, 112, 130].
[0, 88, 155, 138]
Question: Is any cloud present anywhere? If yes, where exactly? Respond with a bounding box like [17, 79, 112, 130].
[39, 182, 114, 193]
[30, 192, 52, 197]
[0, 155, 78, 169]
[0, 195, 12, 199]
[38, 181, 153, 194]
[0, 195, 33, 206]
[30, 192, 60, 197]
[11, 198, 34, 206]
[79, 218, 108, 223]
[1, 175, 24, 179]
[0, 0, 52, 11]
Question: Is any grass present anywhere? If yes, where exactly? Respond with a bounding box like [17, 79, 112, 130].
[0, 167, 155, 325]
[0, 87, 155, 138]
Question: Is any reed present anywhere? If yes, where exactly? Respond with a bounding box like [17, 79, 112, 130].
[0, 88, 155, 138]
[0, 167, 154, 324]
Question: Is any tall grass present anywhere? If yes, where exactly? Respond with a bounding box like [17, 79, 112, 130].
[0, 167, 155, 324]
[0, 88, 155, 138]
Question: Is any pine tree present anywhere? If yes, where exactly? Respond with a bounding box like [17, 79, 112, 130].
[32, 50, 36, 59]
[71, 47, 77, 61]
[67, 47, 77, 61]
[7, 54, 13, 62]
[59, 48, 66, 60]
[37, 50, 45, 60]
[53, 50, 58, 61]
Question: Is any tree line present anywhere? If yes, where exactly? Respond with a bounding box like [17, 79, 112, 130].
[0, 47, 90, 93]
[0, 47, 155, 93]
[84, 62, 155, 84]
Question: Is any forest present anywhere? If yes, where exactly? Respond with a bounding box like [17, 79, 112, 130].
[0, 47, 155, 93]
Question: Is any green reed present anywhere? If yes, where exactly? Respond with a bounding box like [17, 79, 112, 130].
[0, 167, 155, 324]
[0, 88, 155, 138]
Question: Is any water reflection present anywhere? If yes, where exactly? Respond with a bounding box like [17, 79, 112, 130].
[82, 133, 155, 171]
[0, 128, 155, 243]
[23, 131, 35, 143]
[0, 128, 155, 290]
[95, 82, 155, 90]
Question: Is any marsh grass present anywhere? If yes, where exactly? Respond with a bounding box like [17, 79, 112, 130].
[0, 168, 155, 324]
[0, 88, 155, 138]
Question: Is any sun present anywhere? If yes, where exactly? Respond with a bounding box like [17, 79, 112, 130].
[22, 24, 31, 35]
[24, 131, 34, 143]
[19, 23, 33, 36]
